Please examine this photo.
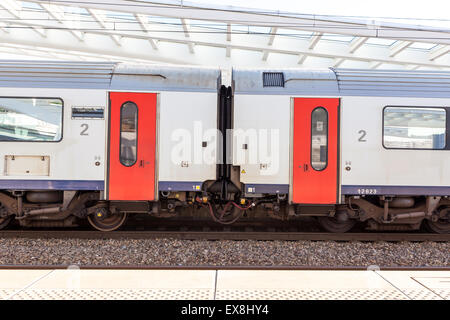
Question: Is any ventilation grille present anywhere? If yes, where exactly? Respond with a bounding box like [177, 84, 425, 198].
[262, 72, 285, 87]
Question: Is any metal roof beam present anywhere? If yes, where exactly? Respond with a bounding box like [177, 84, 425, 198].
[181, 18, 194, 53]
[429, 45, 450, 61]
[39, 3, 84, 41]
[309, 32, 322, 49]
[226, 46, 231, 57]
[0, 0, 46, 37]
[348, 37, 368, 53]
[2, 18, 448, 69]
[297, 55, 307, 65]
[25, 0, 450, 47]
[0, 43, 159, 64]
[333, 58, 345, 67]
[390, 41, 412, 57]
[369, 61, 383, 69]
[268, 27, 277, 46]
[407, 65, 421, 70]
[0, 2, 449, 69]
[134, 14, 158, 50]
[262, 27, 278, 61]
[87, 8, 122, 46]
[181, 18, 190, 37]
[0, 23, 10, 33]
[226, 24, 231, 57]
[0, 0, 22, 19]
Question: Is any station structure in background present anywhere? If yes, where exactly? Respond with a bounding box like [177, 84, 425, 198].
[0, 0, 448, 74]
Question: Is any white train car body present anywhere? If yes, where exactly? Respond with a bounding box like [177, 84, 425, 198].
[0, 87, 107, 191]
[232, 68, 450, 232]
[0, 61, 221, 201]
[341, 95, 450, 196]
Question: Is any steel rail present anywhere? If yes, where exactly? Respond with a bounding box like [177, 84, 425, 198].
[0, 230, 448, 241]
[0, 265, 448, 271]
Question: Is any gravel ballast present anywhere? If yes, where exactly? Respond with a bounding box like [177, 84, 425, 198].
[0, 238, 448, 267]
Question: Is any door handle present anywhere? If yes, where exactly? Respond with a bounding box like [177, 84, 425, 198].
[139, 160, 150, 168]
[304, 164, 308, 172]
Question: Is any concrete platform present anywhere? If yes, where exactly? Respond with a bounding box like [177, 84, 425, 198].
[0, 269, 448, 300]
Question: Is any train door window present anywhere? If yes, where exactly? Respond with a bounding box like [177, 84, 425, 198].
[383, 107, 446, 149]
[120, 102, 138, 166]
[0, 97, 63, 141]
[311, 107, 328, 171]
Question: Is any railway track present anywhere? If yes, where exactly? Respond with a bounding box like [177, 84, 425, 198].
[0, 230, 448, 242]
[0, 264, 449, 271]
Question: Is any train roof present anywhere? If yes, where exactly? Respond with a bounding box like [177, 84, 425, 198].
[1, 61, 450, 98]
[233, 68, 450, 98]
[0, 60, 221, 92]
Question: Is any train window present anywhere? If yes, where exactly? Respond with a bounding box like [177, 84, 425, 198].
[311, 107, 328, 171]
[0, 97, 62, 142]
[120, 102, 138, 167]
[383, 107, 446, 149]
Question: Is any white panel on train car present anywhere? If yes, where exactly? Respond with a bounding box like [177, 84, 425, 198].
[341, 96, 450, 193]
[158, 91, 217, 185]
[4, 155, 50, 176]
[0, 88, 106, 190]
[232, 94, 291, 185]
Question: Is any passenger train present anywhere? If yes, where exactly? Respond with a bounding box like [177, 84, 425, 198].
[0, 60, 449, 233]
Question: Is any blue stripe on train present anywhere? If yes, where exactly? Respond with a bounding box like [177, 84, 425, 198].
[159, 182, 290, 194]
[0, 180, 104, 190]
[244, 184, 289, 194]
[158, 181, 203, 192]
[342, 185, 450, 196]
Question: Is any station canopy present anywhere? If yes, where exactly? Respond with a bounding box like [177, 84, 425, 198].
[0, 0, 449, 70]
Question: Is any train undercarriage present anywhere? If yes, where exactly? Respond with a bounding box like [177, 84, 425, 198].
[0, 189, 449, 234]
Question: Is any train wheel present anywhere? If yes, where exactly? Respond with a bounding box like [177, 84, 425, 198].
[317, 211, 356, 233]
[424, 208, 450, 234]
[87, 209, 127, 232]
[0, 204, 12, 230]
[0, 217, 12, 230]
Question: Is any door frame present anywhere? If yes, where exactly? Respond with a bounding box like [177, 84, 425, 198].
[289, 97, 341, 204]
[105, 91, 160, 201]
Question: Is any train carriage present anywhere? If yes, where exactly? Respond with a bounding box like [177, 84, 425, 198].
[232, 68, 450, 233]
[0, 60, 449, 233]
[0, 61, 222, 231]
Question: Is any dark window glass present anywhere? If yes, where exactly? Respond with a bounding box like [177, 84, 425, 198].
[383, 107, 446, 149]
[120, 102, 138, 167]
[311, 107, 328, 171]
[72, 107, 104, 119]
[0, 98, 62, 141]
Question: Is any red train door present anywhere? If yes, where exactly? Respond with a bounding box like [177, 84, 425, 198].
[108, 92, 157, 201]
[292, 98, 339, 204]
